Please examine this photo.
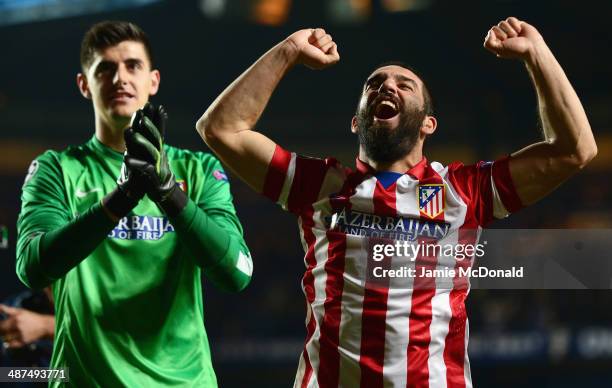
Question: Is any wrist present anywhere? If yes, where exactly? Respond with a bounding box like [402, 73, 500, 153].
[42, 315, 55, 339]
[101, 187, 139, 221]
[524, 39, 550, 68]
[158, 185, 188, 218]
[279, 38, 301, 68]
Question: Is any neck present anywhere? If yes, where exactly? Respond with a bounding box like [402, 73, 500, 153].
[94, 114, 130, 152]
[359, 142, 425, 173]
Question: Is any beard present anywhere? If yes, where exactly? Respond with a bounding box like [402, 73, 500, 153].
[356, 99, 426, 164]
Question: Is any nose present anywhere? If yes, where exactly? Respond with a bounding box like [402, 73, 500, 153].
[112, 63, 129, 85]
[378, 78, 397, 96]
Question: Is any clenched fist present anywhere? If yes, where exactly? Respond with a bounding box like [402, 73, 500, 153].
[285, 28, 340, 70]
[483, 17, 545, 61]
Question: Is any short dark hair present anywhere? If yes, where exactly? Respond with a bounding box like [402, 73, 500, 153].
[368, 61, 434, 115]
[80, 21, 154, 71]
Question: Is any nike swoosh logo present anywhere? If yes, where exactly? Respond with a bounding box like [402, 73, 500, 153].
[75, 188, 102, 198]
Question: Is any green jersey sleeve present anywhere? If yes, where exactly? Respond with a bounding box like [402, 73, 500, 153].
[16, 151, 116, 289]
[166, 150, 253, 292]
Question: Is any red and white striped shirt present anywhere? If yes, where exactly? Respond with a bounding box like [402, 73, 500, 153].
[262, 145, 522, 388]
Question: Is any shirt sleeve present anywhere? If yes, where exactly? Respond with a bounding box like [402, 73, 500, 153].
[16, 152, 117, 289]
[262, 144, 341, 215]
[16, 152, 69, 288]
[447, 156, 523, 227]
[169, 154, 253, 292]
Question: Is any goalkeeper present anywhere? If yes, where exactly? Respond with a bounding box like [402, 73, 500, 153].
[15, 21, 252, 387]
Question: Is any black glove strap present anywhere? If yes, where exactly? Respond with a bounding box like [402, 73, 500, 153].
[158, 185, 188, 218]
[102, 187, 139, 220]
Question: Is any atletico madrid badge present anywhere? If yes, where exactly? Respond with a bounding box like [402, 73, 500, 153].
[417, 184, 445, 219]
[176, 179, 187, 193]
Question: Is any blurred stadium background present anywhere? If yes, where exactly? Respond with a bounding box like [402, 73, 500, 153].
[1, 0, 611, 386]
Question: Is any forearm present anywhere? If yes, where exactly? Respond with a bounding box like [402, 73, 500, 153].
[17, 193, 131, 289]
[197, 40, 297, 139]
[525, 42, 597, 165]
[168, 198, 252, 292]
[41, 314, 55, 340]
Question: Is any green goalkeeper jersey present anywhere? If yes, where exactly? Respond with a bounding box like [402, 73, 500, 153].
[16, 136, 253, 387]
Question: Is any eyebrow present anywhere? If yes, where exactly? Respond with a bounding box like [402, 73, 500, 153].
[94, 58, 145, 71]
[364, 73, 419, 89]
[396, 75, 418, 88]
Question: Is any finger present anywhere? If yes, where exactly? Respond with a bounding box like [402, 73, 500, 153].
[0, 304, 19, 316]
[313, 28, 326, 40]
[328, 43, 340, 60]
[314, 34, 332, 49]
[125, 156, 152, 171]
[140, 116, 163, 149]
[498, 21, 517, 37]
[143, 102, 166, 139]
[131, 132, 160, 162]
[124, 157, 158, 181]
[0, 319, 12, 333]
[125, 129, 150, 161]
[320, 40, 335, 54]
[130, 109, 144, 131]
[125, 157, 157, 182]
[142, 102, 155, 120]
[483, 30, 502, 53]
[6, 339, 25, 349]
[155, 105, 167, 139]
[491, 26, 507, 40]
[507, 17, 522, 32]
[124, 127, 137, 147]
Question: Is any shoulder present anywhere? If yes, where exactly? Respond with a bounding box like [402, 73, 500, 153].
[165, 144, 221, 167]
[24, 140, 98, 182]
[165, 145, 230, 190]
[33, 141, 94, 165]
[445, 160, 495, 179]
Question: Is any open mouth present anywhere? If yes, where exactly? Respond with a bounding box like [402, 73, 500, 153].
[373, 99, 399, 120]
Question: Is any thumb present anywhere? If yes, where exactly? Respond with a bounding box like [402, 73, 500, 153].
[0, 304, 19, 316]
[327, 43, 340, 60]
[483, 30, 503, 54]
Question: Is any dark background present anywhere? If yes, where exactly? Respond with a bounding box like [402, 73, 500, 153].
[1, 0, 611, 386]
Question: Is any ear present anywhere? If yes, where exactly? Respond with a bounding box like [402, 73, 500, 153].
[149, 69, 160, 96]
[421, 115, 437, 136]
[76, 73, 91, 99]
[351, 116, 358, 134]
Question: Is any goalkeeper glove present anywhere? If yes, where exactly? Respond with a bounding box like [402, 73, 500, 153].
[124, 103, 187, 216]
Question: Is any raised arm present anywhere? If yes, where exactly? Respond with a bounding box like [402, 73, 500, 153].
[196, 28, 339, 192]
[484, 17, 597, 206]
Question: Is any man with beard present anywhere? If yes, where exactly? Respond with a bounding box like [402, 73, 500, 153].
[196, 17, 596, 388]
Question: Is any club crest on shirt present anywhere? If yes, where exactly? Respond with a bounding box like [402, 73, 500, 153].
[23, 160, 38, 187]
[418, 184, 445, 220]
[213, 169, 228, 182]
[176, 179, 187, 193]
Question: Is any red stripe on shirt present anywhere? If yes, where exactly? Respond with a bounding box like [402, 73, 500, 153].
[299, 212, 317, 388]
[492, 156, 523, 213]
[316, 169, 364, 387]
[443, 228, 476, 388]
[288, 156, 337, 214]
[262, 145, 291, 203]
[317, 233, 346, 387]
[407, 164, 444, 388]
[297, 160, 334, 388]
[442, 170, 479, 388]
[358, 181, 397, 388]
